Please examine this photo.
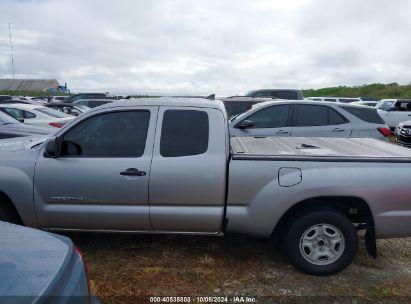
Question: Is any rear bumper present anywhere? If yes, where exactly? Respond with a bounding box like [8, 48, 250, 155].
[396, 134, 411, 148]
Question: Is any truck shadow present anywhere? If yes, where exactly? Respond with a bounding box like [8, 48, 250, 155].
[64, 232, 285, 264]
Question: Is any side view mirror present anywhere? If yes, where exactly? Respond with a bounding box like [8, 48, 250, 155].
[17, 118, 24, 123]
[44, 137, 62, 158]
[235, 120, 254, 129]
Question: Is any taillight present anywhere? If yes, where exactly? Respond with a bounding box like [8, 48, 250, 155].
[378, 126, 391, 137]
[75, 246, 91, 304]
[49, 122, 64, 128]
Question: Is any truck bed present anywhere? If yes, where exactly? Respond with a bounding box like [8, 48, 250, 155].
[230, 137, 411, 162]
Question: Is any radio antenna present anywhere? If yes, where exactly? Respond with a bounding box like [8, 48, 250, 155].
[8, 22, 15, 79]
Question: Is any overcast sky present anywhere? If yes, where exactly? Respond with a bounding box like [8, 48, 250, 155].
[1, 0, 411, 95]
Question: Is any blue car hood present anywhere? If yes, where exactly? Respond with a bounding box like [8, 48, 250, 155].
[0, 221, 72, 297]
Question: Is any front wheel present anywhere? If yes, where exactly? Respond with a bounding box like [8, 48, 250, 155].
[283, 210, 357, 276]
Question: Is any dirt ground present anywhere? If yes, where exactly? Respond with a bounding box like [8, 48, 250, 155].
[67, 232, 411, 304]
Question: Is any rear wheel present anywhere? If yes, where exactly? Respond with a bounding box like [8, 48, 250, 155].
[283, 210, 357, 276]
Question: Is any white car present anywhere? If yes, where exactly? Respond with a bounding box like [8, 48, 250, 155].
[376, 99, 411, 130]
[0, 103, 74, 129]
[351, 101, 378, 107]
[307, 97, 361, 103]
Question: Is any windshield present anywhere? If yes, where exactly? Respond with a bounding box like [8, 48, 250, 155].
[376, 100, 394, 111]
[35, 107, 71, 118]
[229, 111, 248, 122]
[0, 111, 18, 124]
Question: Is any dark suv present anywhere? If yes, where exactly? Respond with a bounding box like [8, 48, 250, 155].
[63, 93, 111, 103]
[0, 95, 12, 102]
[245, 89, 304, 100]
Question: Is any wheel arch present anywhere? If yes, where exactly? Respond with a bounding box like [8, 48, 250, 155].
[273, 196, 375, 234]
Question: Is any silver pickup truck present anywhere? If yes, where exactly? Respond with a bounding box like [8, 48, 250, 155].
[1, 98, 411, 276]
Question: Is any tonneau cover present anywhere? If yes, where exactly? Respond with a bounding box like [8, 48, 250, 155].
[231, 137, 411, 160]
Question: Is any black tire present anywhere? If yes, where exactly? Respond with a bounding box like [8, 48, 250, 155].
[0, 203, 22, 225]
[283, 210, 357, 276]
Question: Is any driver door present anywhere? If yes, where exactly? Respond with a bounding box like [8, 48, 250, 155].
[34, 107, 158, 231]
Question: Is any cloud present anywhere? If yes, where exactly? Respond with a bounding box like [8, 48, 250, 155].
[0, 0, 410, 94]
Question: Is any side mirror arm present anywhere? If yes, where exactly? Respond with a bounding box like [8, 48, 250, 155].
[44, 137, 62, 158]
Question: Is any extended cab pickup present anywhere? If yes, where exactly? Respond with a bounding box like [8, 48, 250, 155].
[1, 98, 411, 276]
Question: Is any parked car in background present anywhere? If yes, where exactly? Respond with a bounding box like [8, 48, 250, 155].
[219, 98, 273, 119]
[244, 89, 304, 100]
[51, 96, 69, 102]
[359, 97, 380, 101]
[0, 104, 74, 129]
[229, 100, 390, 140]
[219, 90, 304, 118]
[307, 97, 361, 103]
[6, 97, 42, 105]
[46, 102, 90, 116]
[395, 120, 411, 147]
[0, 111, 52, 139]
[72, 98, 115, 108]
[0, 221, 95, 303]
[0, 95, 12, 102]
[63, 93, 110, 103]
[351, 101, 378, 107]
[376, 99, 411, 130]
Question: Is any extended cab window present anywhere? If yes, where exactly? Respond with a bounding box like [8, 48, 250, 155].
[61, 111, 150, 157]
[160, 110, 209, 157]
[243, 105, 290, 128]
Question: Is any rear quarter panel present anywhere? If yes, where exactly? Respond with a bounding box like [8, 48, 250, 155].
[226, 159, 411, 238]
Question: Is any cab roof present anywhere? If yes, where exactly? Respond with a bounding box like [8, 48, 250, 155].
[98, 97, 226, 112]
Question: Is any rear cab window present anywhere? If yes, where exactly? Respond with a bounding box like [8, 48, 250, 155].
[340, 106, 385, 124]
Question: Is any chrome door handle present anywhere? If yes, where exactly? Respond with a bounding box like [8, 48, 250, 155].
[332, 128, 345, 132]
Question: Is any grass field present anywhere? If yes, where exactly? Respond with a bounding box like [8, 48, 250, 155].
[68, 233, 411, 304]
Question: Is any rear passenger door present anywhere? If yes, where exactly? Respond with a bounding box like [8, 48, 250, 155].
[291, 104, 351, 137]
[232, 104, 292, 137]
[149, 107, 227, 233]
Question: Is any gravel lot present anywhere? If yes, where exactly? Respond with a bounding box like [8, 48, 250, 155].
[67, 232, 411, 304]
